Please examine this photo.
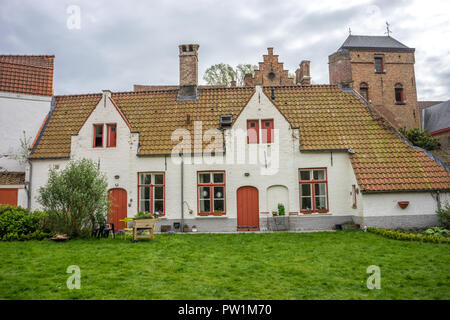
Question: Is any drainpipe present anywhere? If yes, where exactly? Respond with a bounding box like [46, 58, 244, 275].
[180, 154, 184, 232]
[27, 160, 32, 210]
[436, 190, 441, 210]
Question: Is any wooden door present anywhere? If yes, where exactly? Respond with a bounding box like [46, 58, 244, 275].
[0, 188, 18, 206]
[237, 186, 259, 231]
[108, 188, 127, 231]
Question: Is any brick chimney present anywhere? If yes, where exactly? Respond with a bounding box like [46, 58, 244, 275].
[244, 73, 254, 87]
[178, 44, 199, 100]
[295, 60, 311, 86]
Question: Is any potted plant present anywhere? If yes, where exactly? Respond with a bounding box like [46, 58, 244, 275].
[278, 204, 285, 216]
[272, 210, 278, 216]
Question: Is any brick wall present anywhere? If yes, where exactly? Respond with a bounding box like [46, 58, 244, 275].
[329, 49, 419, 129]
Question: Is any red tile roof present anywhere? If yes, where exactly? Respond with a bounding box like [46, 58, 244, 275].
[30, 85, 450, 193]
[264, 85, 450, 192]
[0, 55, 54, 96]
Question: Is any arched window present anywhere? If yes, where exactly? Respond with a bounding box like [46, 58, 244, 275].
[359, 82, 369, 101]
[395, 83, 404, 104]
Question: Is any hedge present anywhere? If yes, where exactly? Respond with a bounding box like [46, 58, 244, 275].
[367, 227, 450, 244]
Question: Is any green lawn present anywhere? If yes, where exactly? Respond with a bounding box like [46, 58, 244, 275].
[0, 230, 449, 300]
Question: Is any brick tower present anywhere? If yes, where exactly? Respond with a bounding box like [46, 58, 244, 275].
[329, 35, 419, 129]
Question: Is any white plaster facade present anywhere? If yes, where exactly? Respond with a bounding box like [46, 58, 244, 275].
[29, 87, 447, 230]
[0, 91, 52, 206]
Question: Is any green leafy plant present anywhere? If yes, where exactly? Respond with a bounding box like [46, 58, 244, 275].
[134, 211, 154, 219]
[399, 127, 440, 151]
[424, 227, 450, 237]
[436, 203, 450, 229]
[37, 158, 109, 238]
[278, 203, 285, 216]
[367, 227, 450, 244]
[0, 205, 52, 241]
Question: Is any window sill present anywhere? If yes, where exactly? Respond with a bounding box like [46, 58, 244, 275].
[374, 71, 385, 74]
[195, 215, 228, 219]
[300, 212, 331, 216]
[395, 102, 406, 105]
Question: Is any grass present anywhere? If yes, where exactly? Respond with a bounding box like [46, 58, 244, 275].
[0, 230, 449, 300]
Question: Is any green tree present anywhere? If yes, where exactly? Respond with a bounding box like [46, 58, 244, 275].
[37, 158, 109, 237]
[203, 63, 257, 86]
[399, 127, 441, 151]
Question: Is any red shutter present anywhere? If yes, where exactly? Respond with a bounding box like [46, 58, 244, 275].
[107, 124, 117, 147]
[261, 119, 274, 144]
[247, 120, 259, 144]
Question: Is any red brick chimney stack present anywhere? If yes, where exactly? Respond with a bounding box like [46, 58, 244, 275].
[296, 60, 311, 86]
[178, 44, 199, 100]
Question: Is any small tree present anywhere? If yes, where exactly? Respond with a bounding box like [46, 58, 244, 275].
[203, 63, 257, 86]
[399, 127, 440, 151]
[38, 158, 109, 238]
[400, 127, 441, 151]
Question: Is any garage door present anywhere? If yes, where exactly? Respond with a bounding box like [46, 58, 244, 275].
[0, 188, 18, 206]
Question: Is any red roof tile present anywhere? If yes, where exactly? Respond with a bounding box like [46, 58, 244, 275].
[0, 55, 54, 96]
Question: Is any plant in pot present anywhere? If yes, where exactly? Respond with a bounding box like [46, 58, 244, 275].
[134, 211, 154, 219]
[278, 203, 285, 216]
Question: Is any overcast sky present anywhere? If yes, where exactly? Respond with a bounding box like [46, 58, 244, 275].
[1, 0, 449, 100]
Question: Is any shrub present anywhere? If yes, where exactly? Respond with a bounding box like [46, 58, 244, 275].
[367, 227, 450, 244]
[424, 227, 450, 237]
[436, 204, 450, 229]
[0, 205, 52, 241]
[37, 158, 109, 238]
[399, 127, 440, 151]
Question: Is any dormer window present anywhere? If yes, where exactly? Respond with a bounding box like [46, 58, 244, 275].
[93, 124, 103, 148]
[359, 82, 369, 101]
[374, 57, 384, 73]
[106, 124, 117, 148]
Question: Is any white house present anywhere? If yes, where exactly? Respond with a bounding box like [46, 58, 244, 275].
[28, 45, 450, 232]
[0, 55, 54, 208]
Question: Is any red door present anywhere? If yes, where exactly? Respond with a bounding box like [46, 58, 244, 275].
[0, 189, 18, 206]
[108, 188, 127, 231]
[237, 186, 259, 231]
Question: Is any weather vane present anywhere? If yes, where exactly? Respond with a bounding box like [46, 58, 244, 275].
[385, 21, 392, 36]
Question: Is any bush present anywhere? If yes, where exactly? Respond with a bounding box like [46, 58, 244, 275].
[424, 227, 450, 237]
[37, 158, 109, 238]
[436, 204, 450, 229]
[399, 127, 440, 151]
[0, 205, 52, 241]
[367, 227, 449, 244]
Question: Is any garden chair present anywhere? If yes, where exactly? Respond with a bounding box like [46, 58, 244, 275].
[119, 217, 134, 239]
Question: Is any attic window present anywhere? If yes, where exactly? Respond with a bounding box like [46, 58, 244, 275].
[359, 82, 369, 101]
[106, 124, 117, 148]
[268, 72, 275, 81]
[220, 115, 233, 128]
[93, 124, 103, 148]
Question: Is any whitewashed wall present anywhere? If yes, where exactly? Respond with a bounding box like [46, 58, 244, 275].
[29, 86, 445, 230]
[0, 92, 51, 172]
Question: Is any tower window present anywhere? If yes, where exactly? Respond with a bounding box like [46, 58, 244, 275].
[395, 83, 404, 104]
[374, 57, 384, 73]
[359, 82, 369, 101]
